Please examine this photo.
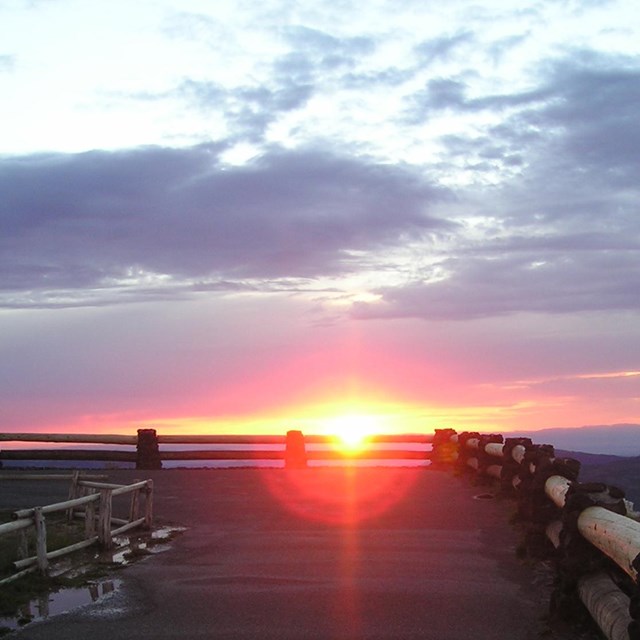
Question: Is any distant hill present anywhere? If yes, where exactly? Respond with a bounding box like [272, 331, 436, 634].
[506, 423, 640, 457]
[562, 454, 640, 507]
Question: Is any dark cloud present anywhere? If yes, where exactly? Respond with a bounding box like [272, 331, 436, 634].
[0, 145, 449, 307]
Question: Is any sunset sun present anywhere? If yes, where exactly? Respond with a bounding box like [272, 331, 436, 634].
[324, 413, 382, 451]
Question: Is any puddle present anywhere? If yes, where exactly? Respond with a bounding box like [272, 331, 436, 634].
[103, 525, 187, 565]
[473, 493, 495, 500]
[0, 526, 186, 632]
[0, 579, 121, 630]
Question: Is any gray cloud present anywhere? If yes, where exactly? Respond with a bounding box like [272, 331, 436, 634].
[0, 145, 449, 307]
[353, 237, 640, 321]
[354, 50, 640, 321]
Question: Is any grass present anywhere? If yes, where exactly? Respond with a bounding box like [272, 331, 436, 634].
[0, 511, 86, 577]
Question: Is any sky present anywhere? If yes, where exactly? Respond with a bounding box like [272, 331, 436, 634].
[1, 0, 639, 438]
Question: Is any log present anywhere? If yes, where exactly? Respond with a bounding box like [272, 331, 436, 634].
[485, 443, 504, 458]
[14, 493, 100, 519]
[545, 475, 572, 508]
[0, 517, 33, 535]
[144, 479, 153, 528]
[1, 449, 137, 461]
[578, 506, 640, 580]
[0, 473, 108, 480]
[486, 464, 502, 479]
[546, 520, 563, 549]
[159, 449, 284, 461]
[0, 565, 38, 585]
[157, 434, 286, 444]
[0, 433, 137, 445]
[98, 489, 113, 549]
[578, 572, 632, 640]
[14, 537, 98, 570]
[34, 507, 48, 572]
[510, 444, 526, 464]
[112, 480, 150, 497]
[155, 433, 433, 445]
[111, 517, 146, 537]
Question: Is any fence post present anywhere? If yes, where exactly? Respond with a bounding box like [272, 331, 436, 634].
[98, 489, 113, 549]
[67, 470, 80, 522]
[34, 507, 48, 573]
[431, 428, 458, 465]
[144, 480, 154, 529]
[285, 430, 307, 469]
[137, 428, 162, 470]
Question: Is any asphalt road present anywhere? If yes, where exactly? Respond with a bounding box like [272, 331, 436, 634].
[2, 467, 573, 639]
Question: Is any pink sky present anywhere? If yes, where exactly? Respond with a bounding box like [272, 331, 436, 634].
[1, 0, 639, 439]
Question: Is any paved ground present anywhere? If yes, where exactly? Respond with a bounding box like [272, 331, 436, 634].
[2, 467, 575, 639]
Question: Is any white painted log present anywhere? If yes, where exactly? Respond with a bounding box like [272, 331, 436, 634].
[466, 438, 480, 450]
[467, 457, 479, 470]
[0, 433, 137, 444]
[511, 444, 526, 464]
[577, 572, 632, 640]
[578, 506, 640, 580]
[545, 475, 572, 508]
[485, 443, 504, 458]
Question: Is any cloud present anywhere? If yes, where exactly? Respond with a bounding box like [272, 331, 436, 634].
[0, 145, 449, 308]
[352, 49, 640, 322]
[0, 55, 16, 72]
[353, 237, 640, 321]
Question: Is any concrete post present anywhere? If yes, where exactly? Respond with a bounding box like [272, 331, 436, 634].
[136, 428, 162, 470]
[285, 430, 307, 469]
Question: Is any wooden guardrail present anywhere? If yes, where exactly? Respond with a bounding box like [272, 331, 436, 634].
[0, 430, 433, 469]
[0, 472, 153, 585]
[430, 429, 640, 640]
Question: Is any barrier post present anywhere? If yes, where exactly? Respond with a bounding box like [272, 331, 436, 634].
[285, 430, 307, 469]
[137, 428, 162, 470]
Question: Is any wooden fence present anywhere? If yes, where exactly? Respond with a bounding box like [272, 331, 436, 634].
[0, 429, 433, 469]
[3, 427, 639, 638]
[429, 429, 640, 640]
[0, 472, 153, 585]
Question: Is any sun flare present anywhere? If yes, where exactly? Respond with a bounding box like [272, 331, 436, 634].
[323, 413, 382, 451]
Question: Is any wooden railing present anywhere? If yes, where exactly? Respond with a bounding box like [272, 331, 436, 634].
[4, 427, 639, 637]
[0, 430, 433, 469]
[430, 429, 640, 640]
[0, 473, 153, 585]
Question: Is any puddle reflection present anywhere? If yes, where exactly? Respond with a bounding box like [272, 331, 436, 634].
[0, 579, 121, 630]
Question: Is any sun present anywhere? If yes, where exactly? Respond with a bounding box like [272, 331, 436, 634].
[323, 413, 382, 451]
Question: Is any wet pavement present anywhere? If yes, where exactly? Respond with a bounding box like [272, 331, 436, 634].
[2, 467, 563, 639]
